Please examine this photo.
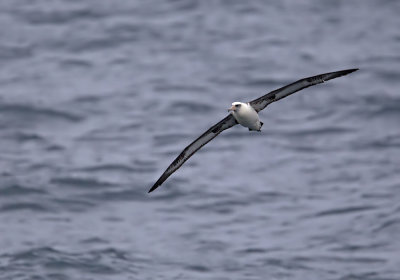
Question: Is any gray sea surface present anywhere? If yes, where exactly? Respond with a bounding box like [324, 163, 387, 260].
[1, 0, 400, 279]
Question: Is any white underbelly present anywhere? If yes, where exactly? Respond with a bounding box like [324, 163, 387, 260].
[233, 105, 260, 130]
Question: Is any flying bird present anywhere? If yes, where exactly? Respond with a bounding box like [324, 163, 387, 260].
[149, 68, 358, 193]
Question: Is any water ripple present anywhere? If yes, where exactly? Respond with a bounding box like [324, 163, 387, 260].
[0, 104, 84, 124]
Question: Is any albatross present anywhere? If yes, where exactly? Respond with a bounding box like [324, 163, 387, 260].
[149, 68, 358, 193]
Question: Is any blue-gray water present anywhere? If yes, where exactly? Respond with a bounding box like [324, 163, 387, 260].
[1, 1, 400, 279]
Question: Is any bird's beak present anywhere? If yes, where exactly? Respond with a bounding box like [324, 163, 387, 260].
[228, 105, 235, 112]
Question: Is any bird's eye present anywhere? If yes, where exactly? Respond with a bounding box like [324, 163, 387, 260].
[235, 104, 240, 107]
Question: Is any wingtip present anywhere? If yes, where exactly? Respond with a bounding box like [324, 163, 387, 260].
[148, 184, 158, 193]
[345, 68, 359, 74]
[148, 177, 164, 193]
[333, 68, 358, 79]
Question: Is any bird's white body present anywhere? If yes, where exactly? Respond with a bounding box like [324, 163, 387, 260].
[229, 102, 263, 131]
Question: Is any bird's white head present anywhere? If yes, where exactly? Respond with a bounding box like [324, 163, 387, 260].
[228, 102, 243, 113]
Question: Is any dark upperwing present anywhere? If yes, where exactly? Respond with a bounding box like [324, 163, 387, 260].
[249, 69, 358, 112]
[148, 114, 237, 193]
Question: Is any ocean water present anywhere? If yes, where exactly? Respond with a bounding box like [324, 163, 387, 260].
[0, 0, 400, 279]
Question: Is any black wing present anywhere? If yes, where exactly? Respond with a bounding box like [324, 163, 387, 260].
[148, 114, 238, 193]
[249, 69, 358, 112]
